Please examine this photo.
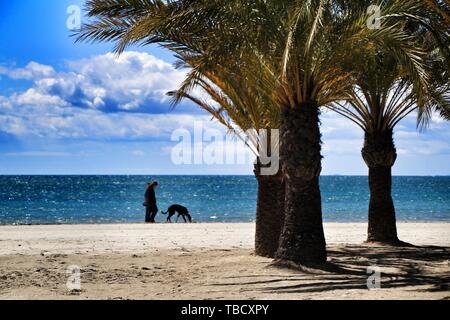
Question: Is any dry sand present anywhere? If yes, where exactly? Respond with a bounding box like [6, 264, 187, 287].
[0, 222, 449, 300]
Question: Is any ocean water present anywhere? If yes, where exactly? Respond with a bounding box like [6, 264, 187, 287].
[0, 176, 448, 225]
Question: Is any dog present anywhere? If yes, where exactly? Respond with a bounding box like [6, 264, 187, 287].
[161, 204, 192, 223]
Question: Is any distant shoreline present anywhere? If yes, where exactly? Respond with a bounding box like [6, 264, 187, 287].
[1, 220, 450, 227]
[1, 174, 450, 177]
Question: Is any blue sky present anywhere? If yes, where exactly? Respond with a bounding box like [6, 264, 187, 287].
[0, 0, 449, 175]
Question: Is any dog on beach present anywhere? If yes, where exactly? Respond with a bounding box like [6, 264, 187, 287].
[161, 204, 192, 223]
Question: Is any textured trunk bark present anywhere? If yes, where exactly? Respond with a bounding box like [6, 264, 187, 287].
[275, 104, 327, 265]
[362, 130, 399, 243]
[254, 162, 285, 258]
[367, 166, 398, 242]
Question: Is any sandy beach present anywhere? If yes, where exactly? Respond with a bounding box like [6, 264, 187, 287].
[0, 222, 449, 300]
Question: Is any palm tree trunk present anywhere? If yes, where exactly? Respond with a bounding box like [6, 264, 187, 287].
[275, 103, 327, 265]
[254, 161, 285, 258]
[362, 130, 399, 243]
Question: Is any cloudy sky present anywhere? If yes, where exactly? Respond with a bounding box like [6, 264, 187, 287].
[0, 0, 449, 175]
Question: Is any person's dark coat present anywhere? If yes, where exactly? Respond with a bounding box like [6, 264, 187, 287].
[144, 186, 158, 223]
[144, 187, 156, 205]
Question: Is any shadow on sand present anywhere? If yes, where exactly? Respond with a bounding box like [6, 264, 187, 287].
[210, 245, 450, 296]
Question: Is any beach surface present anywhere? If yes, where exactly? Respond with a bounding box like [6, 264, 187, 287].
[0, 222, 449, 300]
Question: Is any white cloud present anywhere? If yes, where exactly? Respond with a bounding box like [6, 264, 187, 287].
[396, 140, 449, 156]
[0, 52, 213, 141]
[320, 110, 450, 157]
[0, 101, 218, 140]
[7, 61, 55, 80]
[396, 130, 419, 139]
[10, 88, 68, 107]
[0, 96, 12, 109]
[1, 52, 448, 164]
[323, 139, 362, 155]
[1, 52, 187, 113]
[321, 111, 361, 136]
[63, 51, 186, 111]
[430, 111, 449, 129]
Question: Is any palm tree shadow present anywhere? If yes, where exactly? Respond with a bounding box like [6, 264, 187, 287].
[210, 245, 450, 295]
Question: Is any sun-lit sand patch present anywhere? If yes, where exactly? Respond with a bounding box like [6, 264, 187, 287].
[0, 222, 449, 300]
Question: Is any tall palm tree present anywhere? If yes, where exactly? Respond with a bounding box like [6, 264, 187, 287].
[76, 0, 434, 265]
[329, 1, 449, 244]
[151, 0, 356, 264]
[227, 0, 433, 264]
[131, 0, 360, 264]
[75, 0, 285, 258]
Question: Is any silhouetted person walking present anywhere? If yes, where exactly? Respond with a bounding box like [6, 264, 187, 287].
[144, 181, 158, 223]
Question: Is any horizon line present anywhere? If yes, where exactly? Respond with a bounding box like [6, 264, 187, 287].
[1, 174, 449, 177]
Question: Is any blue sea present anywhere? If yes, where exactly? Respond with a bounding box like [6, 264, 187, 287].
[0, 176, 448, 225]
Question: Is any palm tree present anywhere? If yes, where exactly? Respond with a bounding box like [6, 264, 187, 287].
[139, 0, 357, 264]
[230, 0, 434, 264]
[76, 0, 434, 265]
[171, 0, 433, 264]
[329, 1, 449, 244]
[75, 0, 285, 258]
